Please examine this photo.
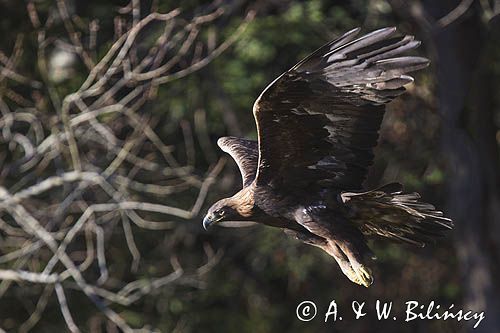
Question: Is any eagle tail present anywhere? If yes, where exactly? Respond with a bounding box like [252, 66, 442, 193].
[341, 183, 453, 247]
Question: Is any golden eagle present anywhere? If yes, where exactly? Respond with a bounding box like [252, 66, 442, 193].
[203, 27, 452, 287]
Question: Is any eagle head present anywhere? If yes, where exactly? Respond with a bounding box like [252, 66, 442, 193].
[203, 189, 255, 230]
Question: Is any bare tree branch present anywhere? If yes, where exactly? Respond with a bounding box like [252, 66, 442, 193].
[0, 1, 252, 330]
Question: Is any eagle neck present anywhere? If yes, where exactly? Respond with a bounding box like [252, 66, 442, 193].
[231, 186, 255, 218]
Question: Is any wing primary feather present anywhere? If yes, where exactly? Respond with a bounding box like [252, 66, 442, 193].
[324, 27, 398, 62]
[252, 27, 430, 190]
[291, 27, 361, 72]
[374, 56, 430, 71]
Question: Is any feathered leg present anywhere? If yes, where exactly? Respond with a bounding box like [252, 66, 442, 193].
[293, 207, 374, 287]
[284, 229, 370, 286]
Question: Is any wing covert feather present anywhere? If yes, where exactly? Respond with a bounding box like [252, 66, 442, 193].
[253, 27, 429, 191]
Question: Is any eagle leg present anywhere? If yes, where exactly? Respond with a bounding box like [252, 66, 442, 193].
[293, 207, 374, 287]
[328, 239, 373, 287]
[284, 228, 370, 286]
[283, 229, 327, 246]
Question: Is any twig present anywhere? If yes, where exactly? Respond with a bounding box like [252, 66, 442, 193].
[437, 0, 474, 27]
[19, 284, 55, 333]
[121, 212, 141, 272]
[55, 283, 81, 333]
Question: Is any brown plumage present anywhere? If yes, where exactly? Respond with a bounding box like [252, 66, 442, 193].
[203, 27, 453, 287]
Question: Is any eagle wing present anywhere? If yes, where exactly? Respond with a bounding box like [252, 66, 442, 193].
[253, 27, 429, 191]
[217, 136, 258, 187]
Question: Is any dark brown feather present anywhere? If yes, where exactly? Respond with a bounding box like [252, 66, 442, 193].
[217, 136, 258, 187]
[342, 183, 453, 246]
[253, 27, 429, 191]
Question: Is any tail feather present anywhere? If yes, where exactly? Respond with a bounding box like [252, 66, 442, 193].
[342, 183, 453, 247]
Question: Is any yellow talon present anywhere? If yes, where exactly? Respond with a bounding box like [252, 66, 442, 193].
[356, 265, 373, 287]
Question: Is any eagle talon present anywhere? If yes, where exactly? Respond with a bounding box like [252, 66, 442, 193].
[355, 265, 373, 287]
[343, 264, 373, 287]
[338, 262, 372, 287]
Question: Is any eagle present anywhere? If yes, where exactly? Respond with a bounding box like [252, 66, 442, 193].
[203, 27, 452, 287]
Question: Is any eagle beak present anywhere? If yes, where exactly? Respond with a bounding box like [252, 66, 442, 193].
[203, 215, 215, 230]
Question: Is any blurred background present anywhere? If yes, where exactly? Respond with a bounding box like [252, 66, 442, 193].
[0, 0, 498, 332]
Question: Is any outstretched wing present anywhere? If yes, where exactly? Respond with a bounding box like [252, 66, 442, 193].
[253, 27, 429, 191]
[217, 136, 258, 187]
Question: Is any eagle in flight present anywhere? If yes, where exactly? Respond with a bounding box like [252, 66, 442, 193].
[203, 27, 452, 287]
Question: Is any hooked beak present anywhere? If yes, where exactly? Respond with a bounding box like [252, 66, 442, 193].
[203, 214, 217, 230]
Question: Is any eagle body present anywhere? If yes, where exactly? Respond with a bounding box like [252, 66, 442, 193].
[204, 27, 453, 287]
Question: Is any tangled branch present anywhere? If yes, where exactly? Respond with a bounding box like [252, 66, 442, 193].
[0, 1, 253, 331]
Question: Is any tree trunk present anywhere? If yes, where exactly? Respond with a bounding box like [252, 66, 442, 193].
[423, 1, 500, 332]
[390, 0, 500, 331]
